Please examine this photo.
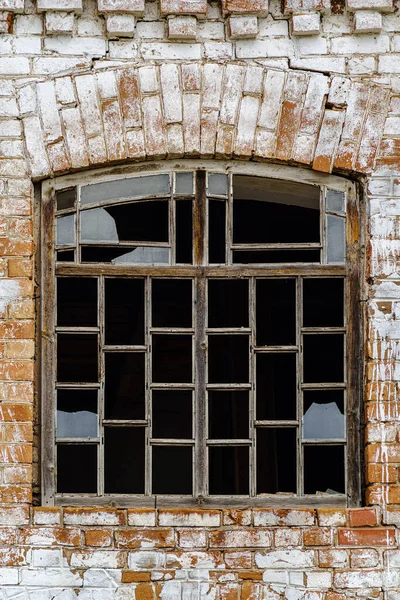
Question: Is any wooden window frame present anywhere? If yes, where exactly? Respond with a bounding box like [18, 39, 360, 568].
[40, 160, 364, 508]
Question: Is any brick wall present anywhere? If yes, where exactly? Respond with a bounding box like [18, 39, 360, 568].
[2, 0, 400, 595]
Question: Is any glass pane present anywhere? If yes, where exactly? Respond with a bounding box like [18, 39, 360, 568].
[152, 390, 192, 439]
[105, 278, 144, 345]
[176, 172, 194, 194]
[176, 200, 193, 264]
[208, 391, 249, 439]
[57, 389, 97, 438]
[257, 428, 296, 494]
[56, 188, 76, 211]
[327, 215, 345, 264]
[326, 190, 345, 214]
[152, 446, 192, 494]
[208, 173, 228, 196]
[303, 278, 344, 327]
[303, 390, 344, 440]
[256, 353, 297, 420]
[209, 446, 249, 495]
[105, 353, 145, 420]
[303, 334, 344, 383]
[208, 335, 249, 384]
[57, 250, 74, 262]
[57, 444, 97, 493]
[152, 279, 192, 328]
[56, 215, 75, 246]
[256, 279, 296, 346]
[208, 280, 248, 328]
[208, 199, 226, 264]
[152, 335, 192, 383]
[304, 445, 345, 494]
[57, 277, 97, 327]
[57, 334, 98, 383]
[233, 250, 320, 264]
[81, 246, 169, 264]
[104, 427, 145, 494]
[80, 201, 168, 243]
[81, 174, 170, 205]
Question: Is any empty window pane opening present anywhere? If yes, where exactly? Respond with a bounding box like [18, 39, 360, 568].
[43, 166, 357, 505]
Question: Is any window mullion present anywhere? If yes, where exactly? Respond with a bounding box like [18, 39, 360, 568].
[194, 170, 206, 266]
[194, 275, 206, 499]
[98, 275, 105, 496]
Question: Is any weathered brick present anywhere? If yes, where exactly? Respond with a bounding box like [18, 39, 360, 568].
[115, 528, 175, 548]
[338, 527, 396, 546]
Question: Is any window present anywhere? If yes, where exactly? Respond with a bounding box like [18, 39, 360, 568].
[41, 163, 362, 506]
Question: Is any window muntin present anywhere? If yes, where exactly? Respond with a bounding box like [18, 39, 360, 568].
[42, 164, 360, 507]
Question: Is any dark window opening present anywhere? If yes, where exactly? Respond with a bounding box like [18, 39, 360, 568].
[47, 169, 355, 503]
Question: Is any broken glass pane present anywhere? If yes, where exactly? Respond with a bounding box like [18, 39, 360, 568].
[303, 390, 345, 439]
[208, 335, 249, 384]
[327, 215, 345, 263]
[233, 175, 320, 244]
[233, 250, 320, 264]
[105, 352, 145, 420]
[56, 188, 76, 211]
[256, 279, 296, 346]
[257, 428, 296, 494]
[152, 335, 192, 383]
[57, 250, 74, 262]
[208, 199, 226, 264]
[209, 446, 249, 495]
[57, 389, 98, 439]
[105, 278, 144, 345]
[81, 174, 170, 205]
[80, 200, 168, 243]
[326, 190, 345, 214]
[304, 445, 345, 494]
[256, 353, 297, 420]
[175, 172, 194, 195]
[303, 278, 344, 327]
[57, 334, 98, 383]
[81, 246, 169, 264]
[152, 446, 192, 494]
[57, 444, 97, 493]
[303, 334, 344, 383]
[152, 279, 192, 328]
[152, 390, 192, 439]
[208, 173, 228, 196]
[176, 200, 193, 264]
[208, 279, 248, 328]
[57, 277, 97, 327]
[104, 427, 145, 494]
[208, 390, 249, 439]
[56, 215, 75, 246]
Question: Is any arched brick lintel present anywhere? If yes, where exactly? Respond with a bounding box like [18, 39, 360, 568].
[20, 63, 397, 181]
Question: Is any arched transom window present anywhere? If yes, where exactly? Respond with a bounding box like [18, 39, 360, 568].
[41, 163, 362, 507]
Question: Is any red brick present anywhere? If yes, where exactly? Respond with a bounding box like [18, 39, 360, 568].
[115, 528, 174, 548]
[19, 527, 81, 546]
[0, 404, 33, 421]
[135, 583, 155, 600]
[222, 0, 268, 14]
[219, 583, 240, 600]
[303, 528, 332, 546]
[338, 528, 396, 546]
[0, 485, 31, 503]
[118, 69, 141, 129]
[225, 551, 252, 569]
[85, 529, 113, 547]
[122, 571, 151, 583]
[348, 508, 379, 527]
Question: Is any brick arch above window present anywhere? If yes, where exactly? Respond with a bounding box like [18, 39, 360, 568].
[17, 63, 394, 180]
